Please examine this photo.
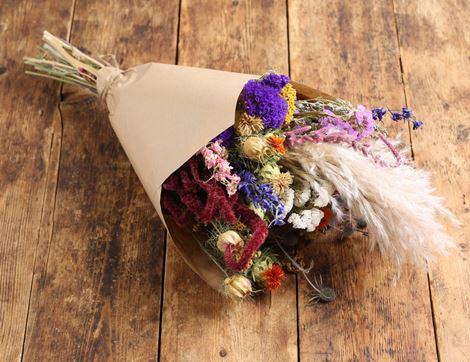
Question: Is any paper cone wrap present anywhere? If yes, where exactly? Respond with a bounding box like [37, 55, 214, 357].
[96, 63, 255, 290]
[96, 63, 331, 291]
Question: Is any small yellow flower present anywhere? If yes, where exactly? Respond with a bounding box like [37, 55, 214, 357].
[280, 83, 296, 126]
[235, 112, 264, 136]
[224, 274, 252, 299]
[233, 221, 247, 232]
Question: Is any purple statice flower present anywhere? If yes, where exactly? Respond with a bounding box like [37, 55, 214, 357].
[402, 107, 412, 119]
[242, 76, 289, 129]
[372, 107, 387, 121]
[238, 171, 285, 225]
[412, 120, 423, 130]
[212, 126, 234, 147]
[259, 72, 290, 91]
[354, 105, 375, 140]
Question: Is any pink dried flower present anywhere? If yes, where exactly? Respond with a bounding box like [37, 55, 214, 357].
[200, 140, 240, 196]
[285, 126, 403, 168]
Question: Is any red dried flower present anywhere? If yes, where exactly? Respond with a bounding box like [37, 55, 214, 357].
[223, 202, 269, 271]
[162, 155, 270, 271]
[162, 156, 238, 225]
[318, 207, 332, 229]
[262, 264, 286, 291]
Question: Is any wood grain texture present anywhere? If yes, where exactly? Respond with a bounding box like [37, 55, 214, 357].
[1, 0, 469, 360]
[289, 0, 437, 360]
[159, 1, 297, 361]
[0, 1, 74, 360]
[395, 0, 470, 360]
[22, 1, 179, 360]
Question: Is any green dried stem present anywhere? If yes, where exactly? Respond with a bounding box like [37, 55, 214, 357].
[296, 97, 355, 121]
[23, 31, 108, 93]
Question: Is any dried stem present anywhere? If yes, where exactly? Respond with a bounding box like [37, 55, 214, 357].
[24, 31, 108, 93]
[275, 240, 336, 303]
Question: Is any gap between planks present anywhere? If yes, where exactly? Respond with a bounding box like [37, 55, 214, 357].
[19, 0, 78, 359]
[391, 0, 441, 360]
[157, 0, 182, 360]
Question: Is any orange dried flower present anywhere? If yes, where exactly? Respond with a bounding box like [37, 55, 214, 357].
[262, 264, 286, 291]
[268, 136, 285, 155]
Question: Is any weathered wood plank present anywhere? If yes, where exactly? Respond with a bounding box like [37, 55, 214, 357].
[289, 0, 437, 360]
[159, 1, 298, 361]
[394, 0, 470, 360]
[22, 1, 180, 360]
[0, 1, 74, 360]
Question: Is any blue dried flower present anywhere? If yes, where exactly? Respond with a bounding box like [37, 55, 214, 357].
[391, 112, 402, 122]
[402, 107, 412, 119]
[238, 171, 257, 199]
[238, 171, 285, 225]
[372, 107, 387, 121]
[412, 120, 423, 130]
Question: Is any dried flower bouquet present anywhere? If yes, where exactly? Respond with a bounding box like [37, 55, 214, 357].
[25, 32, 458, 301]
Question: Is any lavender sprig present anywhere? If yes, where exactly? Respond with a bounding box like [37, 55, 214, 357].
[372, 107, 423, 130]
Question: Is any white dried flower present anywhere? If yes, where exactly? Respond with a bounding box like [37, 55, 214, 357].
[280, 188, 295, 217]
[294, 185, 311, 207]
[312, 181, 332, 208]
[288, 208, 324, 232]
[217, 230, 243, 252]
[224, 274, 252, 299]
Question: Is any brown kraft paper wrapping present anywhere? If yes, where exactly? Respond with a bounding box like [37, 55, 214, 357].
[97, 63, 255, 291]
[96, 63, 331, 292]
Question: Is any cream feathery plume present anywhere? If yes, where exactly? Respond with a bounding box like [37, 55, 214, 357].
[283, 141, 459, 265]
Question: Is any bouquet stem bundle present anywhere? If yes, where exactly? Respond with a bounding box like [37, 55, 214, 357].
[24, 31, 110, 92]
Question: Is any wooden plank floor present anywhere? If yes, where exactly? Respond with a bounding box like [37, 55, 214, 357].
[0, 0, 468, 361]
